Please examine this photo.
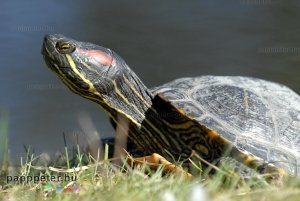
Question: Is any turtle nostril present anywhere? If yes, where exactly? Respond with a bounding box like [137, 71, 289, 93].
[43, 34, 50, 42]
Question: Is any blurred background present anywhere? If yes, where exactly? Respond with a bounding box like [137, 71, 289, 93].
[1, 0, 300, 164]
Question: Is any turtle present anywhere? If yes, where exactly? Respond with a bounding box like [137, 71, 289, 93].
[41, 34, 300, 180]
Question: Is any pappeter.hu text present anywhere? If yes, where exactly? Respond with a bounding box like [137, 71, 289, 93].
[6, 175, 77, 183]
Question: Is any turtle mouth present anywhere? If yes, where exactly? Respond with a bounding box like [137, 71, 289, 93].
[42, 49, 57, 70]
[43, 56, 71, 75]
[42, 53, 71, 78]
[41, 42, 56, 65]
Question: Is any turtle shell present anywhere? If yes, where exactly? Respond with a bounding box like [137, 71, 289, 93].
[152, 76, 300, 175]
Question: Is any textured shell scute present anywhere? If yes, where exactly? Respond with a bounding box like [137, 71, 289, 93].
[199, 116, 237, 142]
[151, 76, 300, 175]
[192, 84, 275, 141]
[153, 88, 189, 100]
[172, 100, 205, 119]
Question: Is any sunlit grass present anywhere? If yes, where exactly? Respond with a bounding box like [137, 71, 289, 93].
[0, 111, 299, 200]
[0, 143, 300, 201]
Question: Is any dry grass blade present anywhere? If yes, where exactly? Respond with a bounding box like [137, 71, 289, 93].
[48, 165, 89, 173]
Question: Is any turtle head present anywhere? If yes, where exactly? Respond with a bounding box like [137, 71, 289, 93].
[42, 34, 125, 96]
[42, 34, 152, 123]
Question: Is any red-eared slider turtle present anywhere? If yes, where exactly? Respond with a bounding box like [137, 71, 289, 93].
[42, 34, 300, 180]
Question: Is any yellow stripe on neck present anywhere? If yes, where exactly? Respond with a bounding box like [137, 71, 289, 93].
[66, 54, 100, 95]
[65, 53, 141, 127]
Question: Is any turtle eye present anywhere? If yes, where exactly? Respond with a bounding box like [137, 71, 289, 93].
[55, 41, 76, 54]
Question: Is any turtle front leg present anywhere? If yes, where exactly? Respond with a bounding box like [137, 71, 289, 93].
[127, 153, 192, 178]
[101, 137, 192, 177]
[107, 114, 192, 178]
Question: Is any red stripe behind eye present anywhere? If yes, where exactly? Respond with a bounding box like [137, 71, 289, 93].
[77, 49, 115, 66]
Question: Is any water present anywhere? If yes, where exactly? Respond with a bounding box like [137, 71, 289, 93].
[1, 0, 300, 163]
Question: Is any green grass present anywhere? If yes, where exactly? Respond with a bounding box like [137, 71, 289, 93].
[0, 110, 9, 173]
[0, 111, 299, 201]
[0, 146, 300, 201]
